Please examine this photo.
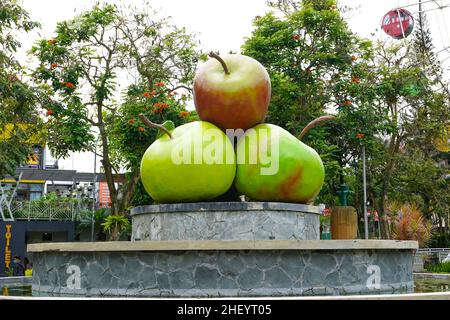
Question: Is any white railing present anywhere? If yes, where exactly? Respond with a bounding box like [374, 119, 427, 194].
[416, 248, 450, 263]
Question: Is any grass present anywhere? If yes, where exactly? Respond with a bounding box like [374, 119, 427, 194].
[424, 261, 450, 274]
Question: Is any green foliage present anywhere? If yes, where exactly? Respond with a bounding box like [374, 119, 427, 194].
[425, 261, 450, 274]
[76, 208, 109, 240]
[108, 82, 195, 171]
[32, 191, 76, 205]
[242, 1, 449, 241]
[101, 214, 130, 241]
[0, 0, 42, 177]
[30, 3, 201, 213]
[242, 0, 378, 205]
[428, 232, 450, 248]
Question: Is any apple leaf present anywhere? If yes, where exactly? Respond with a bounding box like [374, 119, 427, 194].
[157, 120, 175, 139]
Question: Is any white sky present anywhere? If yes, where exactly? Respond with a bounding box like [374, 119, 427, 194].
[15, 0, 450, 173]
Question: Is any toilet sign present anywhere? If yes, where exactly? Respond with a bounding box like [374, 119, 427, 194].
[3, 224, 12, 271]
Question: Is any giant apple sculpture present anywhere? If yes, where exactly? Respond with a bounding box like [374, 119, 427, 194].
[234, 117, 334, 204]
[193, 52, 271, 130]
[139, 114, 236, 203]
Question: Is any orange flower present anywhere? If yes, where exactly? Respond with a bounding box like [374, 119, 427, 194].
[47, 39, 57, 45]
[180, 111, 189, 117]
[47, 109, 54, 116]
[154, 103, 169, 109]
[352, 76, 360, 84]
[151, 90, 157, 95]
[50, 63, 58, 69]
[356, 133, 365, 139]
[155, 81, 165, 87]
[61, 81, 76, 89]
[343, 100, 353, 106]
[143, 91, 151, 98]
[138, 126, 145, 132]
[128, 119, 135, 125]
[292, 34, 300, 41]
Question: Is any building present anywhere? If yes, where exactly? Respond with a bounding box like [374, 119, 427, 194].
[0, 142, 120, 276]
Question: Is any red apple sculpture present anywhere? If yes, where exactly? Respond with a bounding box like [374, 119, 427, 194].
[193, 52, 271, 130]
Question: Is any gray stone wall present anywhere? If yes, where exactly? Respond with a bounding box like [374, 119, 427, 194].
[31, 248, 414, 297]
[131, 202, 320, 241]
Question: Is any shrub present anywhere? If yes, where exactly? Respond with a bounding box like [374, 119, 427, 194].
[101, 214, 130, 241]
[389, 203, 433, 247]
[424, 261, 450, 273]
[428, 232, 450, 248]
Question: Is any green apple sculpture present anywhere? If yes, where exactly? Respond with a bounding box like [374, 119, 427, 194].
[139, 114, 236, 203]
[193, 52, 271, 130]
[234, 116, 335, 204]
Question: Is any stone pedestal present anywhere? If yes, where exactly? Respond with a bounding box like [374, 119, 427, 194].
[131, 202, 320, 241]
[28, 202, 419, 297]
[28, 240, 418, 297]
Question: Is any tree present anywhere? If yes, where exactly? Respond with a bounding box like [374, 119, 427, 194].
[31, 4, 202, 216]
[0, 0, 41, 177]
[242, 0, 449, 240]
[241, 0, 379, 207]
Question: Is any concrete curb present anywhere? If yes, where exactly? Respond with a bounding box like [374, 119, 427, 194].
[0, 276, 32, 285]
[27, 239, 418, 253]
[2, 291, 450, 300]
[130, 202, 321, 216]
[414, 273, 450, 280]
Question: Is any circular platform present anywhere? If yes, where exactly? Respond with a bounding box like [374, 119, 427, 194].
[131, 202, 321, 241]
[28, 240, 418, 297]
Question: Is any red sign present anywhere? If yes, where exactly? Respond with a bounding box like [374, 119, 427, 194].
[98, 182, 111, 208]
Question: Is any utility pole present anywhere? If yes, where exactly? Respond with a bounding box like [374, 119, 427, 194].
[362, 145, 368, 239]
[91, 137, 99, 242]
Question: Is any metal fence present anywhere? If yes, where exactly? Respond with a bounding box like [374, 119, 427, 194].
[1, 201, 90, 221]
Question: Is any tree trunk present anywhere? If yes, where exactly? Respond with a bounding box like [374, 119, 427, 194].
[110, 224, 120, 241]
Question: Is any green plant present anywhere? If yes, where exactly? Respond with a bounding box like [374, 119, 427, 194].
[424, 261, 450, 274]
[320, 215, 331, 226]
[0, 0, 42, 178]
[428, 232, 450, 248]
[76, 208, 109, 240]
[101, 214, 130, 241]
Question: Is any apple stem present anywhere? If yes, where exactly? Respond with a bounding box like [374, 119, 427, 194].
[138, 113, 173, 139]
[209, 51, 230, 75]
[299, 116, 336, 141]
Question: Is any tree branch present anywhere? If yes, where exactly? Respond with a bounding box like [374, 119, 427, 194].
[138, 113, 173, 139]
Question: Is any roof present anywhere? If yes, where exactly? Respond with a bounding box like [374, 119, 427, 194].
[1, 168, 125, 183]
